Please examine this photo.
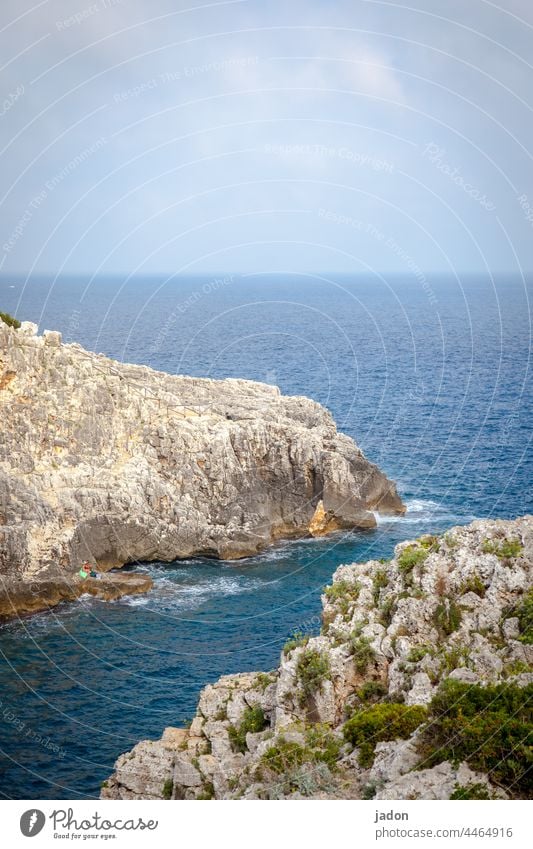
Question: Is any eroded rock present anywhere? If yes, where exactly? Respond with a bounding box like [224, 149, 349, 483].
[0, 322, 403, 617]
[102, 516, 532, 801]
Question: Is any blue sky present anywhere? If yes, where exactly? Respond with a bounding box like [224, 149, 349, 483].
[1, 0, 533, 275]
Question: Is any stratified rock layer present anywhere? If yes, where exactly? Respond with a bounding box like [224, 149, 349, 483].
[102, 516, 532, 800]
[0, 321, 403, 617]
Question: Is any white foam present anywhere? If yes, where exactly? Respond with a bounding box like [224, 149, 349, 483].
[374, 499, 476, 526]
[117, 572, 265, 613]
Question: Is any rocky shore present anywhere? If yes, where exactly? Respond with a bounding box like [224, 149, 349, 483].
[0, 571, 153, 620]
[0, 320, 403, 618]
[102, 516, 533, 800]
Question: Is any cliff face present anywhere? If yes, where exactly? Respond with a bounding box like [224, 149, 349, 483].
[0, 321, 403, 616]
[102, 516, 533, 801]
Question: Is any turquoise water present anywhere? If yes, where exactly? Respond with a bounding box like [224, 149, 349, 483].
[0, 274, 531, 798]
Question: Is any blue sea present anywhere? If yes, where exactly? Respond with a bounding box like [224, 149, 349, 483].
[0, 273, 531, 799]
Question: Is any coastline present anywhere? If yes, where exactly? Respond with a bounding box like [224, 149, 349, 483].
[0, 571, 153, 622]
[0, 320, 404, 620]
[102, 515, 533, 801]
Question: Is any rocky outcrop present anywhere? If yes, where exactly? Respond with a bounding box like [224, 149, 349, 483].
[0, 320, 403, 617]
[102, 516, 532, 800]
[0, 571, 153, 620]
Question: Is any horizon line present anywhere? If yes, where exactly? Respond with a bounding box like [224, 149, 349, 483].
[2, 270, 533, 279]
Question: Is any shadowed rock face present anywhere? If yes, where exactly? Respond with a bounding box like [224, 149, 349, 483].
[0, 321, 403, 616]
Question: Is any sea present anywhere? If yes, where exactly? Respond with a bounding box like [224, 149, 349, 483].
[0, 273, 531, 798]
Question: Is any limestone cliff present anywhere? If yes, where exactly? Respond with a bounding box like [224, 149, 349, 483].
[0, 320, 403, 617]
[102, 516, 533, 800]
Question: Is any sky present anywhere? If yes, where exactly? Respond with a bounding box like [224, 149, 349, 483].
[1, 0, 533, 276]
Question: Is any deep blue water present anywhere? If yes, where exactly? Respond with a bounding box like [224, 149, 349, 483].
[0, 273, 531, 799]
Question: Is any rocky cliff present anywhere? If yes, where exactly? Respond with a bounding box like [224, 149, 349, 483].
[0, 320, 403, 617]
[102, 516, 533, 800]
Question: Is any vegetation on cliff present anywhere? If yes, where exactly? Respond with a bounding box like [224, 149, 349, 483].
[102, 516, 532, 801]
[343, 703, 427, 767]
[0, 310, 20, 329]
[419, 680, 533, 797]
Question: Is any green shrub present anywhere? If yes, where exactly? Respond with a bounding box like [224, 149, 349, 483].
[162, 778, 173, 800]
[197, 781, 215, 799]
[379, 595, 396, 627]
[214, 705, 227, 721]
[433, 599, 462, 635]
[397, 545, 429, 574]
[324, 578, 361, 602]
[261, 727, 342, 776]
[440, 645, 469, 673]
[260, 738, 311, 774]
[305, 724, 343, 770]
[482, 537, 523, 560]
[450, 782, 491, 800]
[349, 634, 377, 673]
[384, 690, 406, 704]
[343, 703, 427, 767]
[459, 572, 486, 598]
[503, 660, 531, 677]
[324, 579, 361, 616]
[418, 534, 439, 551]
[372, 569, 389, 605]
[418, 680, 533, 797]
[283, 630, 310, 654]
[515, 589, 533, 644]
[0, 311, 21, 329]
[357, 681, 387, 703]
[407, 644, 432, 663]
[444, 533, 458, 549]
[255, 671, 276, 690]
[296, 648, 331, 703]
[228, 705, 268, 753]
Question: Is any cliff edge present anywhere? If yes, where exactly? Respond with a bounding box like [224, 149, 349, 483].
[0, 320, 403, 617]
[102, 516, 533, 800]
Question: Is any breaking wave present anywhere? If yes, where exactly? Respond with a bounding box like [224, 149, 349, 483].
[374, 498, 477, 526]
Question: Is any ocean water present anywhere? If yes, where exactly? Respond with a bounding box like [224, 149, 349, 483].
[0, 273, 531, 799]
